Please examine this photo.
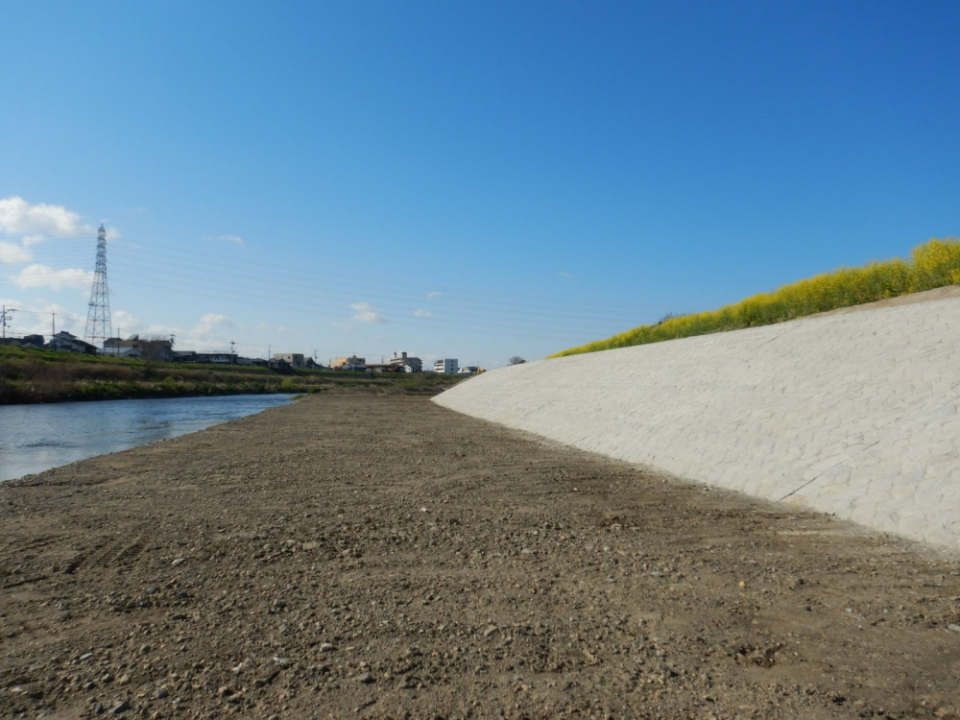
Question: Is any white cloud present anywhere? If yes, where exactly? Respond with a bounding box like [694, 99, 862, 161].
[0, 241, 31, 264]
[350, 302, 385, 324]
[112, 310, 140, 336]
[414, 308, 433, 317]
[13, 264, 94, 291]
[0, 196, 92, 237]
[0, 299, 86, 338]
[427, 291, 442, 299]
[108, 310, 178, 340]
[195, 313, 237, 336]
[558, 271, 574, 279]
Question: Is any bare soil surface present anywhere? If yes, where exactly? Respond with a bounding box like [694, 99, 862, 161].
[2, 392, 959, 720]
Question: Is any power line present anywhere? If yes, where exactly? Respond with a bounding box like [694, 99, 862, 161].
[8, 234, 694, 351]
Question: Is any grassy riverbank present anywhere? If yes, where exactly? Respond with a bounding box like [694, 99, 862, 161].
[553, 237, 960, 357]
[0, 346, 459, 404]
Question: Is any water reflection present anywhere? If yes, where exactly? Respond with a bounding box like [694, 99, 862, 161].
[0, 394, 294, 482]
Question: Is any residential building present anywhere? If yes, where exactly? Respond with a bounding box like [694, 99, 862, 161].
[46, 331, 98, 355]
[433, 358, 459, 374]
[194, 352, 238, 365]
[387, 351, 422, 373]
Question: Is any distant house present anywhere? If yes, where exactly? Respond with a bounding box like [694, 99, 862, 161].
[268, 357, 293, 373]
[171, 350, 238, 365]
[103, 335, 174, 361]
[273, 352, 305, 368]
[0, 334, 45, 349]
[332, 355, 366, 371]
[46, 331, 97, 355]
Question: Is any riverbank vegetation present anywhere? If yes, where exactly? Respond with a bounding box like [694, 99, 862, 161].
[0, 347, 459, 404]
[553, 237, 960, 357]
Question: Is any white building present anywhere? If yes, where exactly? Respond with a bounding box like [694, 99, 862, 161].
[433, 358, 459, 374]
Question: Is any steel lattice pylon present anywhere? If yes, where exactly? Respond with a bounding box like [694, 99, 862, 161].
[84, 224, 112, 348]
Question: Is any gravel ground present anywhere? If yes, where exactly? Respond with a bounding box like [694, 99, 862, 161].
[1, 391, 959, 720]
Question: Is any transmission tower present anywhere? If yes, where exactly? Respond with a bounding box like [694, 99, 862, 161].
[84, 224, 113, 348]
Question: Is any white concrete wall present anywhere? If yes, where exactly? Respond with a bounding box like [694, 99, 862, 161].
[435, 297, 960, 551]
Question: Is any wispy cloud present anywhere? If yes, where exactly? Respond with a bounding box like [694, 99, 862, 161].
[427, 291, 442, 299]
[414, 308, 433, 317]
[205, 234, 245, 246]
[255, 321, 300, 336]
[13, 264, 94, 291]
[558, 271, 575, 279]
[350, 302, 385, 323]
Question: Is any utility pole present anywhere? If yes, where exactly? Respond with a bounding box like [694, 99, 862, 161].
[230, 340, 236, 356]
[51, 311, 56, 337]
[0, 305, 12, 339]
[84, 224, 113, 348]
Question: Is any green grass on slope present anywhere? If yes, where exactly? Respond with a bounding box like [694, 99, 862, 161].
[551, 237, 960, 358]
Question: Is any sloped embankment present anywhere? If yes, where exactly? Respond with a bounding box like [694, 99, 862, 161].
[436, 295, 960, 551]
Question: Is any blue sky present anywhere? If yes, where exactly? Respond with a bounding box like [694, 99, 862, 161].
[2, 1, 959, 367]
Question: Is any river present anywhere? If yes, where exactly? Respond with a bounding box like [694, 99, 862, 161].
[0, 394, 295, 482]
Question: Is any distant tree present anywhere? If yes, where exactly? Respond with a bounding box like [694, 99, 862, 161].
[509, 356, 526, 365]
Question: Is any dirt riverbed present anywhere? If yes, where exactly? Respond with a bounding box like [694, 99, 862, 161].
[1, 391, 959, 720]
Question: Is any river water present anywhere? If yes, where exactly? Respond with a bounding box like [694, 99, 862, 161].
[0, 394, 294, 483]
